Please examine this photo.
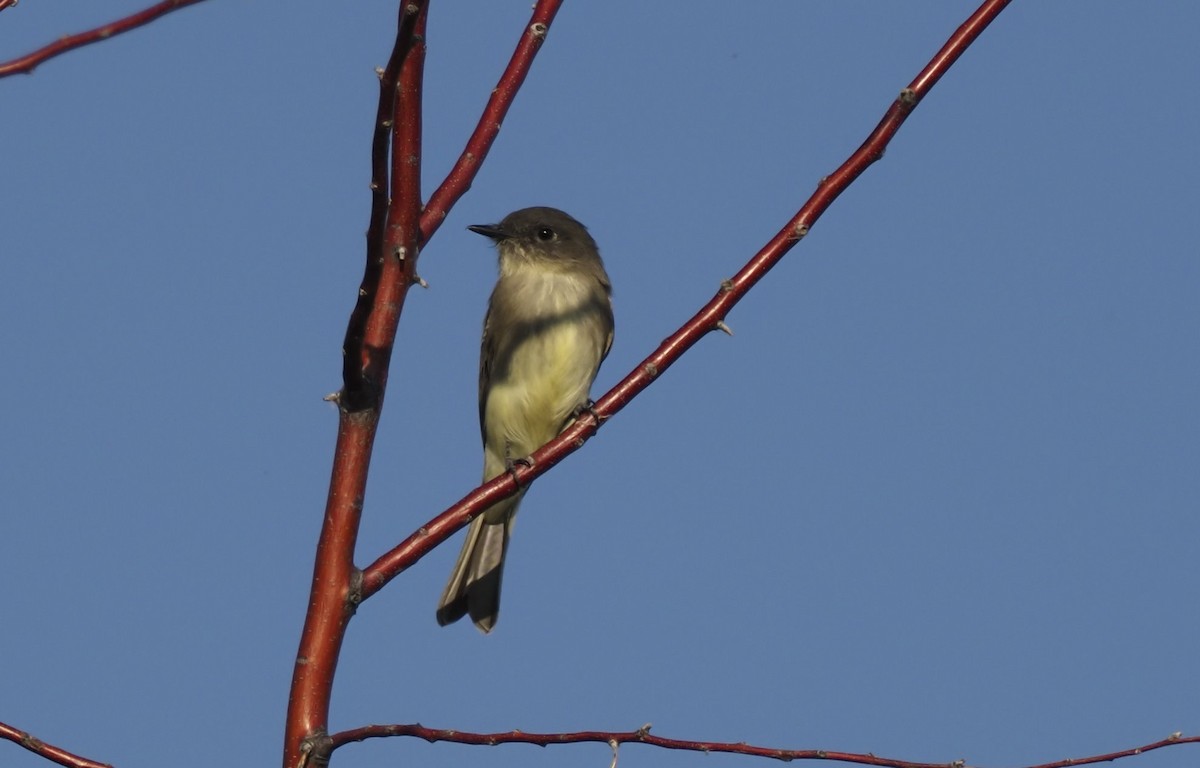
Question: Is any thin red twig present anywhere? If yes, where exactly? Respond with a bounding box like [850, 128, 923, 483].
[0, 0, 209, 78]
[0, 0, 19, 14]
[328, 725, 1199, 768]
[0, 720, 113, 768]
[360, 0, 1016, 598]
[418, 0, 564, 241]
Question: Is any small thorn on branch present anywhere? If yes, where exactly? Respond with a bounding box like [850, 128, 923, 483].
[636, 723, 653, 737]
[374, 66, 385, 79]
[323, 391, 342, 403]
[715, 320, 734, 336]
[412, 274, 429, 289]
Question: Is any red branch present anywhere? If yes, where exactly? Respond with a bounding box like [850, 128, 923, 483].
[360, 0, 1015, 598]
[0, 720, 112, 768]
[281, 4, 427, 767]
[418, 0, 564, 241]
[0, 0, 18, 14]
[284, 5, 573, 767]
[328, 725, 1200, 768]
[0, 0, 209, 79]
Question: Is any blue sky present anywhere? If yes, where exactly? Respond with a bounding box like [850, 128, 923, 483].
[2, 3, 1197, 768]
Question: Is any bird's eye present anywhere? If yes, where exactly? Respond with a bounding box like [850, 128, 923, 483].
[536, 227, 555, 241]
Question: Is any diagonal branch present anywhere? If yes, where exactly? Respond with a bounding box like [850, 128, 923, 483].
[0, 719, 112, 768]
[418, 0, 564, 241]
[359, 0, 1016, 599]
[0, 0, 210, 79]
[328, 725, 1200, 768]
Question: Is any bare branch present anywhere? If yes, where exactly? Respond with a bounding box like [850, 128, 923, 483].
[0, 0, 210, 79]
[280, 4, 427, 766]
[0, 720, 112, 768]
[418, 0, 565, 241]
[283, 5, 575, 766]
[328, 724, 1200, 768]
[359, 0, 1016, 599]
[341, 1, 429, 412]
[0, 0, 19, 14]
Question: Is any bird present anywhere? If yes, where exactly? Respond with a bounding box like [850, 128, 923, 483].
[436, 207, 614, 632]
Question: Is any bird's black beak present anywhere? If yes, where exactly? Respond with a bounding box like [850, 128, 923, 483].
[468, 223, 508, 240]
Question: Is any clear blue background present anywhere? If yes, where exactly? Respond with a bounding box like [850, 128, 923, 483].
[2, 3, 1197, 768]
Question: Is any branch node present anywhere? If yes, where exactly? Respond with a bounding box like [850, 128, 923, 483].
[719, 278, 734, 293]
[374, 66, 385, 79]
[403, 3, 419, 16]
[715, 320, 734, 336]
[529, 22, 548, 38]
[899, 87, 918, 105]
[642, 362, 658, 379]
[793, 222, 810, 239]
[297, 730, 332, 768]
[608, 739, 620, 768]
[412, 274, 429, 289]
[346, 568, 364, 611]
[323, 390, 342, 403]
[636, 723, 653, 737]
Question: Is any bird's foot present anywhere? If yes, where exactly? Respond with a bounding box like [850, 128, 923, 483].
[504, 456, 532, 488]
[571, 399, 604, 425]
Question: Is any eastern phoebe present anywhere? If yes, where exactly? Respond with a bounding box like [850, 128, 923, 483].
[436, 207, 614, 632]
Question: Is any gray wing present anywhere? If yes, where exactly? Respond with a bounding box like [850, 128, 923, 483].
[478, 303, 497, 445]
[599, 288, 615, 365]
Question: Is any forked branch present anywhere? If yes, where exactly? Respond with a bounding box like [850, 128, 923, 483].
[359, 0, 1016, 598]
[283, 3, 567, 768]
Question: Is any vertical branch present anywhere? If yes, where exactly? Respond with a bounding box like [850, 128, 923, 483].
[281, 3, 427, 768]
[284, 1, 565, 763]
